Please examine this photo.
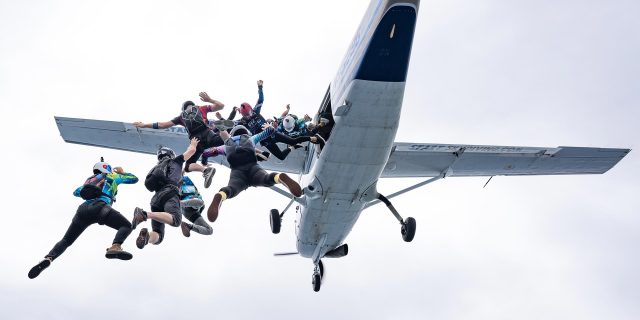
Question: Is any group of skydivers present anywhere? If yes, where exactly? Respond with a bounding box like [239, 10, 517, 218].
[28, 80, 333, 279]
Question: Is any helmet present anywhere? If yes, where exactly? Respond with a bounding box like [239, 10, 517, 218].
[93, 162, 112, 174]
[230, 125, 251, 137]
[283, 115, 295, 132]
[157, 146, 176, 161]
[182, 100, 195, 111]
[239, 102, 252, 116]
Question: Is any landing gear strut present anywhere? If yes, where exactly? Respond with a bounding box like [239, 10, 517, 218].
[377, 194, 416, 242]
[269, 198, 295, 234]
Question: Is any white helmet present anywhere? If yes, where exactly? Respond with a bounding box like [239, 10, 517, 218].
[283, 115, 295, 132]
[93, 162, 112, 174]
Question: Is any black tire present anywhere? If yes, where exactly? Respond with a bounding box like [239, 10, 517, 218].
[312, 273, 322, 292]
[270, 209, 281, 234]
[319, 260, 324, 278]
[401, 217, 416, 242]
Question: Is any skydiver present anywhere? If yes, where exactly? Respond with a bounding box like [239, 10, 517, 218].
[179, 175, 213, 237]
[206, 123, 303, 223]
[28, 161, 139, 279]
[228, 81, 322, 161]
[131, 138, 198, 249]
[132, 92, 231, 188]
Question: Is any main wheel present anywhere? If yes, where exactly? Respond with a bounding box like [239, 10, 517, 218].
[401, 217, 416, 242]
[270, 209, 281, 234]
[312, 273, 321, 292]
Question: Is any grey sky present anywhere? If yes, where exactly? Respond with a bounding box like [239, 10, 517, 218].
[1, 0, 639, 319]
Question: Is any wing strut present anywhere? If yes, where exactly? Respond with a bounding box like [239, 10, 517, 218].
[364, 174, 444, 209]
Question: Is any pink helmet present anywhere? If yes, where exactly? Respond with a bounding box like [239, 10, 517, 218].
[239, 102, 252, 116]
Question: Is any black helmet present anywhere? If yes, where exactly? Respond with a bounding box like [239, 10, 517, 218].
[182, 101, 195, 111]
[157, 146, 176, 161]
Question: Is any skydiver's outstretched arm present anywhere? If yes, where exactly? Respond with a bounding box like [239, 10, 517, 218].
[281, 104, 290, 118]
[133, 121, 175, 129]
[182, 138, 200, 162]
[254, 80, 264, 114]
[199, 92, 225, 112]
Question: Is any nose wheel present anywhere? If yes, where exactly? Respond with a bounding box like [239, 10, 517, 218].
[311, 259, 324, 292]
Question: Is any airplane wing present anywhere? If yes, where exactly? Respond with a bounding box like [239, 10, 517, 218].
[54, 116, 306, 174]
[381, 142, 630, 178]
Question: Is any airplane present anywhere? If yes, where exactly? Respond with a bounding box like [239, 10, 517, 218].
[54, 0, 630, 292]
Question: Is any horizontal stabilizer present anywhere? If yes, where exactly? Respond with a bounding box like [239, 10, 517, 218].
[382, 142, 630, 178]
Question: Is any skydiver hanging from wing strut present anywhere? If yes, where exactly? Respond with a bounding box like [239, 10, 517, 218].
[133, 92, 233, 188]
[28, 160, 139, 279]
[206, 123, 303, 223]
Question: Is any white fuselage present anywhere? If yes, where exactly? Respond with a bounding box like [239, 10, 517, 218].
[292, 0, 419, 260]
[296, 80, 405, 258]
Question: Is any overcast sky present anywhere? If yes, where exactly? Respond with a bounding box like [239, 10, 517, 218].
[1, 0, 639, 319]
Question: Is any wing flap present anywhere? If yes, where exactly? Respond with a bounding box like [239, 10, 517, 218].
[382, 143, 630, 178]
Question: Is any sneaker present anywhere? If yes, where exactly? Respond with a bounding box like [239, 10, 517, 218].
[256, 152, 269, 162]
[278, 173, 303, 197]
[181, 198, 205, 209]
[203, 166, 216, 188]
[207, 193, 223, 222]
[213, 120, 235, 131]
[319, 117, 330, 126]
[181, 222, 192, 237]
[131, 207, 147, 229]
[105, 244, 133, 260]
[28, 259, 51, 279]
[136, 228, 149, 249]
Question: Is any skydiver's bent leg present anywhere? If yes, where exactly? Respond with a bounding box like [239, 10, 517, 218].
[273, 132, 312, 146]
[248, 165, 277, 188]
[102, 207, 134, 260]
[182, 207, 213, 236]
[102, 207, 133, 245]
[264, 143, 291, 160]
[208, 168, 250, 222]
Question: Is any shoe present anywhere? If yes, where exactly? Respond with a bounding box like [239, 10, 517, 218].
[213, 120, 235, 131]
[28, 259, 51, 279]
[131, 207, 147, 229]
[136, 228, 149, 249]
[207, 193, 223, 222]
[203, 167, 216, 188]
[181, 198, 205, 209]
[181, 222, 191, 237]
[278, 173, 302, 197]
[105, 244, 133, 260]
[256, 152, 269, 162]
[319, 117, 330, 125]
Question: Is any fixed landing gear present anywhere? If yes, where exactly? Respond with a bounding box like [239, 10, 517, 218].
[377, 194, 416, 242]
[269, 198, 295, 234]
[312, 260, 324, 292]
